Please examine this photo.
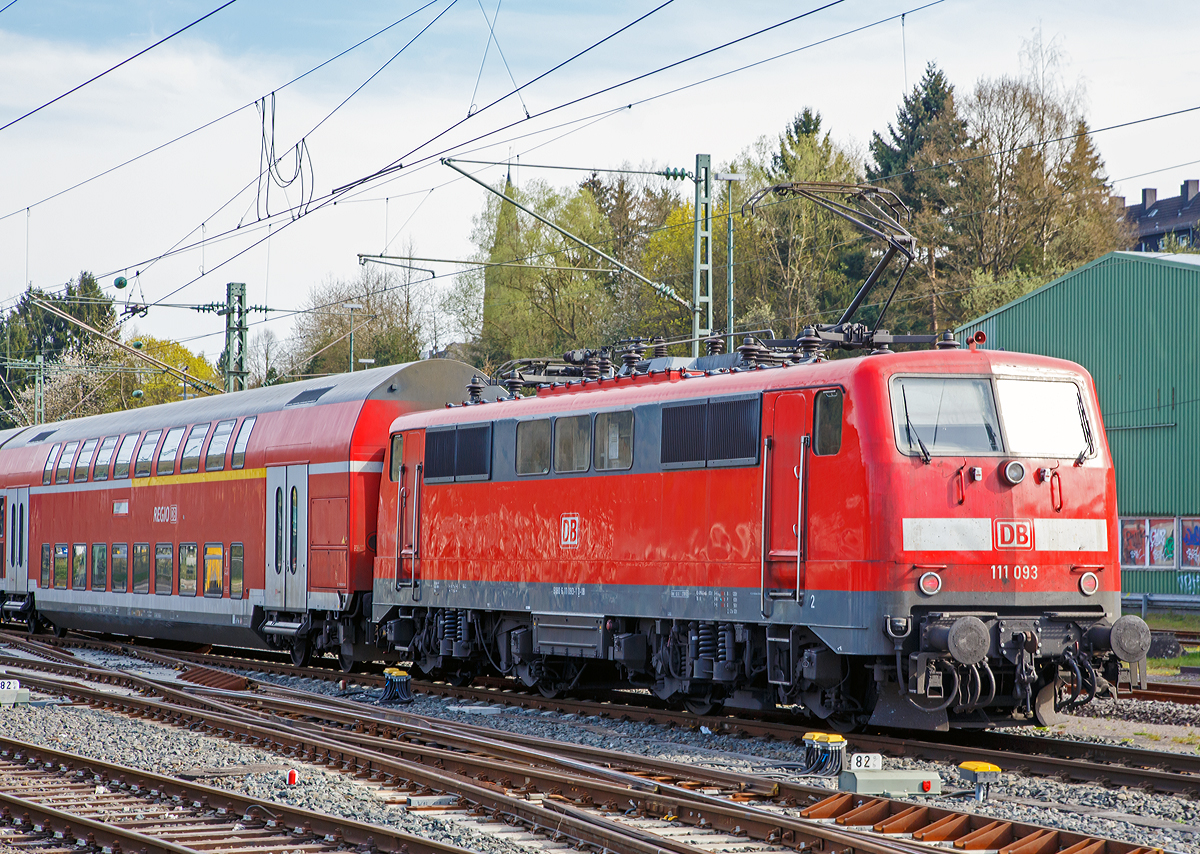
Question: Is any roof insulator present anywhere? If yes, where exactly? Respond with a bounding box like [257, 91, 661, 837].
[467, 375, 487, 403]
[737, 337, 759, 367]
[936, 330, 961, 350]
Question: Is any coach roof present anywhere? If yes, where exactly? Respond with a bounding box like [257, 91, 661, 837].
[1, 359, 481, 450]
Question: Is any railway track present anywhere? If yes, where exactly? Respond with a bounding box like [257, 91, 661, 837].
[0, 733, 473, 854]
[0, 633, 1175, 854]
[6, 632, 1200, 797]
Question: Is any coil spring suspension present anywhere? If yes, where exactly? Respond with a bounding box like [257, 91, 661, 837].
[719, 624, 734, 663]
[456, 610, 469, 642]
[697, 623, 717, 660]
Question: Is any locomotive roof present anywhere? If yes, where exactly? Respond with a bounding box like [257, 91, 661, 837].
[388, 347, 1094, 433]
[2, 358, 483, 451]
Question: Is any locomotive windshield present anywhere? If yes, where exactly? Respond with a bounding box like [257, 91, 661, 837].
[891, 375, 1093, 459]
[995, 378, 1092, 459]
[890, 377, 1003, 457]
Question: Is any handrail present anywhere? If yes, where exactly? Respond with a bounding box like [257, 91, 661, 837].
[760, 435, 772, 618]
[796, 435, 810, 601]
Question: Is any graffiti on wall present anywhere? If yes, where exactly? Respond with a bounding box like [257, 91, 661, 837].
[1183, 519, 1200, 569]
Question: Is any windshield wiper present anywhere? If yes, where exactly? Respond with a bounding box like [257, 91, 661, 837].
[902, 386, 932, 465]
[1075, 393, 1094, 466]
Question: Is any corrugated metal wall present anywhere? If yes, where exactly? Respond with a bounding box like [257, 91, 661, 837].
[957, 252, 1199, 517]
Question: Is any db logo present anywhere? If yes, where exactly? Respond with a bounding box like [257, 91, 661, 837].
[994, 519, 1033, 550]
[560, 513, 581, 549]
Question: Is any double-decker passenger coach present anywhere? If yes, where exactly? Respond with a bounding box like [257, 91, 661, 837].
[0, 360, 484, 670]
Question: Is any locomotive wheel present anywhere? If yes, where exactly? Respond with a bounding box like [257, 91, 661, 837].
[289, 638, 312, 668]
[683, 697, 723, 716]
[536, 682, 562, 699]
[337, 650, 356, 674]
[445, 669, 474, 687]
[52, 623, 66, 638]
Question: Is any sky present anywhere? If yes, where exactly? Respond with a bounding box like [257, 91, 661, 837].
[1, 0, 1198, 360]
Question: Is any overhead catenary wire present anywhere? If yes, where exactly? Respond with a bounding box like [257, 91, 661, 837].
[0, 0, 240, 135]
[100, 0, 893, 308]
[31, 0, 919, 317]
[16, 1, 1190, 352]
[0, 0, 441, 226]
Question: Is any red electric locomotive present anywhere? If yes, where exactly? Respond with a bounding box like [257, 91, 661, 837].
[0, 359, 487, 669]
[368, 182, 1150, 730]
[371, 343, 1151, 729]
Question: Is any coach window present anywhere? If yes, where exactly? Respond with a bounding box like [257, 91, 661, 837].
[53, 544, 68, 589]
[230, 543, 244, 599]
[204, 543, 223, 597]
[274, 488, 284, 573]
[594, 411, 633, 471]
[206, 420, 235, 471]
[132, 544, 150, 594]
[389, 434, 404, 481]
[157, 427, 185, 476]
[111, 544, 128, 593]
[93, 436, 118, 481]
[179, 424, 210, 474]
[231, 417, 256, 469]
[91, 543, 107, 590]
[290, 487, 299, 574]
[42, 443, 61, 485]
[155, 543, 173, 595]
[813, 389, 844, 456]
[554, 415, 591, 473]
[56, 441, 79, 484]
[113, 434, 138, 479]
[72, 543, 86, 590]
[74, 438, 98, 482]
[178, 544, 198, 596]
[134, 431, 162, 478]
[40, 544, 51, 589]
[516, 420, 551, 475]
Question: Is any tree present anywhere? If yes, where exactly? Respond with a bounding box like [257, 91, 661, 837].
[737, 110, 865, 336]
[120, 334, 220, 408]
[873, 35, 1127, 333]
[287, 264, 429, 380]
[0, 272, 119, 426]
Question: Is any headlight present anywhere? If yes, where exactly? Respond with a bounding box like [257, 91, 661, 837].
[1001, 460, 1026, 485]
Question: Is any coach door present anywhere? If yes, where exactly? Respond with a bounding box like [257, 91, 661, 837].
[395, 431, 424, 595]
[3, 488, 29, 594]
[266, 465, 309, 612]
[763, 392, 809, 615]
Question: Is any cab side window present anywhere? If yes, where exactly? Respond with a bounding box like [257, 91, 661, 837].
[813, 389, 844, 456]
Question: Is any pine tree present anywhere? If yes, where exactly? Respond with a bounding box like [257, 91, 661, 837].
[867, 63, 964, 201]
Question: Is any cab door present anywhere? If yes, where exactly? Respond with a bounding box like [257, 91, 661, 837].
[395, 431, 424, 596]
[763, 392, 810, 612]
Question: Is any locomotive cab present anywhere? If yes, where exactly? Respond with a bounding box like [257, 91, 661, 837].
[866, 353, 1150, 729]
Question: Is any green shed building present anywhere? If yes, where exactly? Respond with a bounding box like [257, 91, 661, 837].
[956, 251, 1200, 597]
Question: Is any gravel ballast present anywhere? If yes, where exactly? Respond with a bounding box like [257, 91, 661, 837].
[3, 647, 1198, 854]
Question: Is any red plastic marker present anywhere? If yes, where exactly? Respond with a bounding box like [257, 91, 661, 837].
[287, 769, 299, 785]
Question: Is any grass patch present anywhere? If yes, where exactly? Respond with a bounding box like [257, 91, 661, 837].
[1172, 733, 1200, 746]
[1133, 731, 1162, 741]
[1123, 610, 1200, 633]
[1146, 651, 1200, 675]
